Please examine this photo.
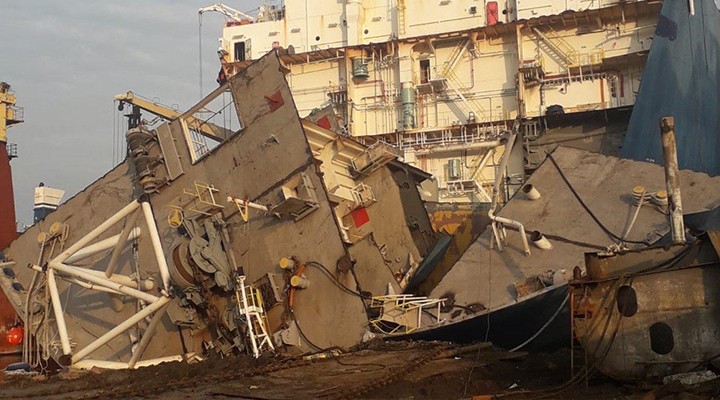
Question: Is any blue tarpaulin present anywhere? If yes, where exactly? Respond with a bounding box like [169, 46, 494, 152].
[621, 0, 720, 176]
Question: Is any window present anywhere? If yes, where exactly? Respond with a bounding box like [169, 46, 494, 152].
[180, 87, 244, 163]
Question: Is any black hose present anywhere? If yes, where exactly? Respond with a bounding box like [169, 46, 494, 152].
[289, 308, 323, 351]
[289, 309, 385, 371]
[546, 152, 650, 246]
[306, 261, 367, 299]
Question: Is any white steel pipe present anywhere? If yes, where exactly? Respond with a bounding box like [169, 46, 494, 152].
[522, 184, 541, 200]
[141, 201, 171, 293]
[63, 277, 126, 295]
[83, 269, 154, 291]
[106, 210, 142, 278]
[34, 264, 154, 293]
[531, 231, 553, 250]
[472, 149, 495, 178]
[72, 355, 186, 370]
[54, 200, 141, 264]
[487, 126, 531, 256]
[65, 228, 142, 264]
[127, 302, 171, 369]
[49, 262, 159, 304]
[413, 140, 502, 155]
[228, 196, 269, 212]
[71, 295, 171, 364]
[489, 214, 531, 255]
[47, 269, 73, 356]
[660, 117, 686, 244]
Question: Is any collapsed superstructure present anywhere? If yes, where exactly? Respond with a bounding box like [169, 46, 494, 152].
[0, 54, 443, 369]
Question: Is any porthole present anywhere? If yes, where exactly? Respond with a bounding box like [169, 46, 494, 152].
[616, 285, 638, 317]
[649, 322, 674, 355]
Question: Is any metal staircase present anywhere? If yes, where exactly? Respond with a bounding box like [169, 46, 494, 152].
[531, 26, 577, 68]
[531, 26, 604, 71]
[235, 275, 275, 358]
[435, 39, 489, 121]
[438, 39, 469, 78]
[464, 149, 495, 202]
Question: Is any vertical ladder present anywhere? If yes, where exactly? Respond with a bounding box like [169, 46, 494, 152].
[235, 275, 275, 358]
[397, 0, 407, 36]
[569, 284, 590, 386]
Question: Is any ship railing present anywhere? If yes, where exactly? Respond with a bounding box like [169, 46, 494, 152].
[568, 49, 605, 68]
[398, 124, 506, 150]
[8, 106, 23, 124]
[369, 294, 444, 335]
[444, 179, 493, 202]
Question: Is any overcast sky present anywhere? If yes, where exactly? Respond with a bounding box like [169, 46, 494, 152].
[0, 1, 266, 227]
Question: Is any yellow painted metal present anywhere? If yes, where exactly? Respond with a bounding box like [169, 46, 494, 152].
[167, 209, 184, 228]
[165, 181, 224, 222]
[0, 82, 22, 144]
[279, 257, 295, 270]
[415, 203, 490, 296]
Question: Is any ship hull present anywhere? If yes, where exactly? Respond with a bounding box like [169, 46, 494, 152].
[573, 263, 720, 381]
[396, 284, 570, 352]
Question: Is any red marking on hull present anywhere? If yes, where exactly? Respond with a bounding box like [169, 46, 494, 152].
[351, 207, 370, 228]
[0, 142, 17, 249]
[0, 141, 21, 367]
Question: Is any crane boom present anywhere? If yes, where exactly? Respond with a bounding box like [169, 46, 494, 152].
[198, 3, 255, 22]
[115, 92, 233, 142]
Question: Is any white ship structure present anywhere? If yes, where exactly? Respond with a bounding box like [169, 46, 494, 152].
[207, 0, 661, 202]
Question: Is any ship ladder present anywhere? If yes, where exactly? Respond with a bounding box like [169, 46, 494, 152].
[235, 275, 275, 358]
[445, 70, 488, 121]
[439, 39, 469, 78]
[531, 27, 576, 69]
[569, 283, 590, 386]
[397, 0, 407, 35]
[436, 39, 489, 122]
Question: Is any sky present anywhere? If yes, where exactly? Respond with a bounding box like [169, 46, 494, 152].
[0, 1, 265, 227]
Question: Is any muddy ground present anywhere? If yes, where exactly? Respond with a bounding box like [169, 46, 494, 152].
[0, 341, 717, 399]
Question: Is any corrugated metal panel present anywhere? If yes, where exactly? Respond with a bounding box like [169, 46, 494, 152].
[621, 0, 720, 176]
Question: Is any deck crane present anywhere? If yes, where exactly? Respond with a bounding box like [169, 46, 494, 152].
[198, 3, 256, 22]
[114, 91, 233, 142]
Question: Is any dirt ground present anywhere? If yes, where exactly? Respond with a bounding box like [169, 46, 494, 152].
[0, 341, 717, 400]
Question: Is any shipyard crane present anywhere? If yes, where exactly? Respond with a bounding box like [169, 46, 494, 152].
[114, 91, 233, 142]
[198, 3, 255, 22]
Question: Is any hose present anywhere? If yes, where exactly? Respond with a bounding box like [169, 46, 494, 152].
[546, 152, 650, 246]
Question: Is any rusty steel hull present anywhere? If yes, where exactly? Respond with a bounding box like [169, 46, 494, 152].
[574, 263, 720, 381]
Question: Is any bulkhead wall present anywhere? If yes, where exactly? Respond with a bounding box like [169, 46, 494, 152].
[347, 165, 437, 296]
[149, 54, 367, 350]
